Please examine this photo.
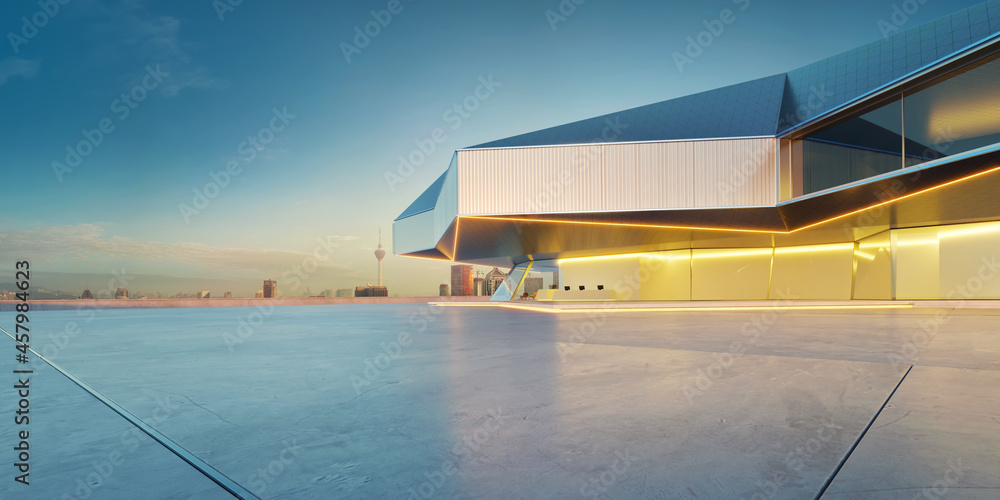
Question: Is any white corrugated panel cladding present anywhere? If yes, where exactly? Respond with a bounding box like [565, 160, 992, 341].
[456, 138, 777, 215]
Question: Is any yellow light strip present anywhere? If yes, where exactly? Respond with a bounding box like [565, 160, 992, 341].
[789, 166, 1000, 233]
[401, 254, 452, 261]
[693, 248, 774, 259]
[431, 303, 913, 313]
[558, 250, 691, 265]
[774, 243, 854, 254]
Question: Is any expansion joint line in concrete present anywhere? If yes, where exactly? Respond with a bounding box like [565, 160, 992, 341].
[0, 326, 259, 500]
[812, 364, 914, 499]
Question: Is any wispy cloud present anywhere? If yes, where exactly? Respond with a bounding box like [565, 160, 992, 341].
[0, 58, 40, 86]
[83, 0, 228, 96]
[0, 224, 360, 278]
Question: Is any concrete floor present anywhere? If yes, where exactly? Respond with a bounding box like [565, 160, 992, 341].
[1, 303, 997, 499]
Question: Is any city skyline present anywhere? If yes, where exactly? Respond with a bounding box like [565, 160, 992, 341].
[1, 0, 982, 296]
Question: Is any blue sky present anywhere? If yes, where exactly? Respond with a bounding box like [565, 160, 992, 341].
[0, 0, 984, 296]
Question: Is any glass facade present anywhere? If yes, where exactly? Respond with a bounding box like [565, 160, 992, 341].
[799, 52, 1000, 194]
[520, 221, 1000, 301]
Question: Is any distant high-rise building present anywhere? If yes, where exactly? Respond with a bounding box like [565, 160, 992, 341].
[224, 291, 232, 299]
[439, 284, 449, 296]
[552, 270, 559, 290]
[473, 276, 485, 296]
[484, 267, 508, 296]
[115, 288, 128, 299]
[263, 279, 277, 298]
[451, 264, 473, 296]
[255, 289, 264, 298]
[335, 288, 353, 298]
[374, 229, 386, 286]
[198, 291, 211, 299]
[80, 287, 93, 299]
[355, 285, 388, 297]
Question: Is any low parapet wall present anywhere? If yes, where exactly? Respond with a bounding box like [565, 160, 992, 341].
[0, 296, 490, 311]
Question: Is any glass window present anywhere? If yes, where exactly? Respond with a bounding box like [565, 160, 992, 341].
[801, 99, 903, 193]
[903, 54, 1000, 167]
[797, 51, 1000, 194]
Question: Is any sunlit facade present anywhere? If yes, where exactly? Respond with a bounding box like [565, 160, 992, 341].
[394, 2, 1000, 301]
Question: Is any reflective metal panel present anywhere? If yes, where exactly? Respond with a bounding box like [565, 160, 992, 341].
[433, 154, 459, 244]
[769, 243, 854, 299]
[457, 138, 777, 215]
[392, 210, 437, 255]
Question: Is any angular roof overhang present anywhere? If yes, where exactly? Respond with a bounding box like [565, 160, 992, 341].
[398, 146, 1000, 267]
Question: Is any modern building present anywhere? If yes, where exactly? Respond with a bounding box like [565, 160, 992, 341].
[473, 273, 485, 296]
[335, 288, 354, 298]
[355, 285, 388, 297]
[394, 3, 1000, 302]
[224, 291, 233, 299]
[439, 284, 450, 296]
[263, 279, 277, 299]
[255, 289, 264, 299]
[114, 288, 128, 299]
[198, 291, 211, 299]
[80, 287, 93, 299]
[450, 264, 473, 296]
[483, 267, 508, 297]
